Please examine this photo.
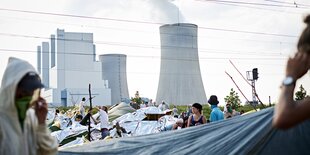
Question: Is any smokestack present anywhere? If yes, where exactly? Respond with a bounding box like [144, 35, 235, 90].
[156, 23, 207, 105]
[42, 42, 50, 88]
[50, 35, 56, 68]
[37, 46, 41, 74]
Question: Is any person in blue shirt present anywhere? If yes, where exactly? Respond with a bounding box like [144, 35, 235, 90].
[208, 95, 224, 122]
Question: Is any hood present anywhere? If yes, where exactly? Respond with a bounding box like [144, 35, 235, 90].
[0, 57, 38, 116]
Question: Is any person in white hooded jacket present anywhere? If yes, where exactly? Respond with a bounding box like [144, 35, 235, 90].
[0, 57, 58, 155]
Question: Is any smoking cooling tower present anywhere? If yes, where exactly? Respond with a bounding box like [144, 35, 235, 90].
[99, 54, 129, 105]
[156, 23, 207, 105]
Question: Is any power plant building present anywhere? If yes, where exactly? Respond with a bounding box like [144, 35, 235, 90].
[156, 23, 207, 105]
[37, 29, 112, 107]
[99, 54, 129, 105]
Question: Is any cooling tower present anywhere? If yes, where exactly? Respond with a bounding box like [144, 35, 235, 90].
[99, 54, 129, 105]
[156, 23, 207, 105]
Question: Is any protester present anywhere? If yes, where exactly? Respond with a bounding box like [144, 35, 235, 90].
[172, 105, 178, 118]
[240, 110, 245, 115]
[130, 101, 140, 110]
[140, 103, 146, 108]
[273, 15, 310, 129]
[187, 103, 207, 127]
[79, 108, 98, 126]
[71, 114, 83, 127]
[51, 109, 61, 124]
[208, 95, 224, 122]
[158, 100, 169, 111]
[79, 97, 86, 117]
[224, 103, 240, 119]
[186, 104, 192, 117]
[149, 99, 153, 106]
[162, 118, 184, 131]
[0, 57, 57, 155]
[99, 106, 110, 139]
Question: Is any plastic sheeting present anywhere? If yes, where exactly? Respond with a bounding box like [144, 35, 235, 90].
[108, 102, 136, 122]
[58, 107, 310, 155]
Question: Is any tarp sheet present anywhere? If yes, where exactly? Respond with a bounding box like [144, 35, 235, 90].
[108, 102, 136, 122]
[58, 107, 310, 155]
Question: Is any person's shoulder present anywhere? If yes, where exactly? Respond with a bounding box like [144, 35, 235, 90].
[100, 109, 107, 115]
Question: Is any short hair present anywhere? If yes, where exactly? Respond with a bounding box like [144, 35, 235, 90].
[192, 103, 202, 113]
[102, 106, 108, 112]
[76, 114, 83, 120]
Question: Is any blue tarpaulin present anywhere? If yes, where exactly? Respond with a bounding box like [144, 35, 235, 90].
[58, 107, 310, 155]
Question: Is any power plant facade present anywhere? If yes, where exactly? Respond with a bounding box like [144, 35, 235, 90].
[156, 23, 207, 105]
[99, 54, 129, 105]
[37, 29, 112, 107]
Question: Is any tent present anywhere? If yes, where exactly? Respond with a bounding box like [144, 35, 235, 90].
[58, 107, 310, 154]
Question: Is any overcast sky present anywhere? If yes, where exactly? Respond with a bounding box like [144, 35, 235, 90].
[0, 0, 309, 105]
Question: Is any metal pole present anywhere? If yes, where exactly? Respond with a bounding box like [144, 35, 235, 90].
[88, 84, 92, 141]
[230, 60, 265, 108]
[225, 71, 257, 111]
[252, 80, 257, 108]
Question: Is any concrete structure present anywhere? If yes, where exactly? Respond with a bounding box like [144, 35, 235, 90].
[41, 42, 49, 88]
[99, 54, 129, 105]
[37, 29, 111, 107]
[156, 23, 207, 105]
[37, 46, 41, 74]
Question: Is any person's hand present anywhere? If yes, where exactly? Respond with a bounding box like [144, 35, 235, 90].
[286, 52, 310, 80]
[34, 97, 48, 125]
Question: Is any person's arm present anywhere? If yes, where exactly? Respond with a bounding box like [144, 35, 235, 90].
[90, 115, 99, 124]
[273, 52, 310, 129]
[273, 86, 310, 129]
[187, 115, 192, 127]
[172, 124, 178, 130]
[202, 116, 207, 124]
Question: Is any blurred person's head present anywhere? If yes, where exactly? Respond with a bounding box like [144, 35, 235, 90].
[297, 15, 310, 54]
[101, 106, 108, 113]
[226, 103, 232, 113]
[208, 95, 219, 105]
[15, 72, 44, 124]
[75, 114, 83, 122]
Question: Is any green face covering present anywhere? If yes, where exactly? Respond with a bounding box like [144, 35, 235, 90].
[227, 106, 233, 113]
[15, 96, 32, 129]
